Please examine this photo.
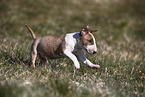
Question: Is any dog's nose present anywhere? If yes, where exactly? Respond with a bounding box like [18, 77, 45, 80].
[93, 51, 96, 54]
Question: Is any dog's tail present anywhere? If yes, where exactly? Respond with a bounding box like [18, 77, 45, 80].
[25, 24, 36, 40]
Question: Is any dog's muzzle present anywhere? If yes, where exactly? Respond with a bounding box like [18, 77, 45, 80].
[85, 48, 97, 54]
[93, 51, 96, 54]
[84, 44, 97, 54]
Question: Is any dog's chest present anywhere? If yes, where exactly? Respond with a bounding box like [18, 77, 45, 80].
[65, 32, 82, 53]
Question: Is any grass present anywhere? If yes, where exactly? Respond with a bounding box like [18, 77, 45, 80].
[0, 0, 145, 97]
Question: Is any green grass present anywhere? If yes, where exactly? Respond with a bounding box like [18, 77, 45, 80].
[0, 0, 145, 97]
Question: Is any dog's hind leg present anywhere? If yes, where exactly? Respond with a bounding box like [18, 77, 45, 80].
[39, 54, 47, 66]
[30, 47, 37, 68]
[30, 51, 37, 68]
[30, 39, 39, 68]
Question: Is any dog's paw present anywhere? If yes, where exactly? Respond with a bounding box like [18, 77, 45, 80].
[74, 62, 80, 69]
[92, 64, 100, 69]
[75, 65, 80, 69]
[31, 64, 35, 68]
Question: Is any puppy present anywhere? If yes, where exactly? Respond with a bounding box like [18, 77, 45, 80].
[26, 24, 100, 69]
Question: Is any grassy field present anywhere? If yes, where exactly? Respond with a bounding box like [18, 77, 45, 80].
[0, 0, 144, 97]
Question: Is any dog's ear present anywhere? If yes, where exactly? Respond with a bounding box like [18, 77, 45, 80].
[83, 24, 89, 31]
[90, 30, 98, 33]
[80, 30, 87, 36]
[80, 24, 92, 36]
[80, 24, 89, 36]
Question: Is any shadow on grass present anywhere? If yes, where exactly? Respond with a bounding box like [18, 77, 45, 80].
[0, 48, 30, 67]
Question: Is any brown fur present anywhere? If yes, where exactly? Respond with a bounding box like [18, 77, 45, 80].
[37, 35, 66, 59]
[30, 35, 66, 67]
[26, 24, 66, 67]
[80, 33, 94, 46]
[25, 24, 36, 39]
[79, 24, 95, 46]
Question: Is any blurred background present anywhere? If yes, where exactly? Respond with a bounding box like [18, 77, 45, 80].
[0, 0, 145, 59]
[0, 0, 145, 40]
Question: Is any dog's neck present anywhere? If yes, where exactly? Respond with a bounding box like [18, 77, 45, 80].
[76, 33, 84, 49]
[65, 32, 83, 53]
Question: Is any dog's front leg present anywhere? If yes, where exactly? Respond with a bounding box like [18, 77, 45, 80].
[64, 50, 80, 69]
[75, 50, 100, 68]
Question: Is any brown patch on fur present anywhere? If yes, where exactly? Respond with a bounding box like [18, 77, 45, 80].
[80, 32, 94, 46]
[37, 35, 66, 59]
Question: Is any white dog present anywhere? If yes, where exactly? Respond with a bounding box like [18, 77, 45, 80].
[26, 24, 100, 69]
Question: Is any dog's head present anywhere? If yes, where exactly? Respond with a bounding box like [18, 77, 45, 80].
[79, 25, 97, 54]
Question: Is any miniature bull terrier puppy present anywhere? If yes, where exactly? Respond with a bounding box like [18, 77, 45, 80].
[25, 24, 100, 69]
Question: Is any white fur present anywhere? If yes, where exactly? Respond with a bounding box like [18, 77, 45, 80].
[63, 32, 100, 69]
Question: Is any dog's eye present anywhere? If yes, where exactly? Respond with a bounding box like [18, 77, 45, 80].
[88, 39, 93, 43]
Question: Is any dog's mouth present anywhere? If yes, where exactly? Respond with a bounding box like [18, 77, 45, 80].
[84, 48, 97, 54]
[87, 50, 97, 54]
[79, 41, 97, 54]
